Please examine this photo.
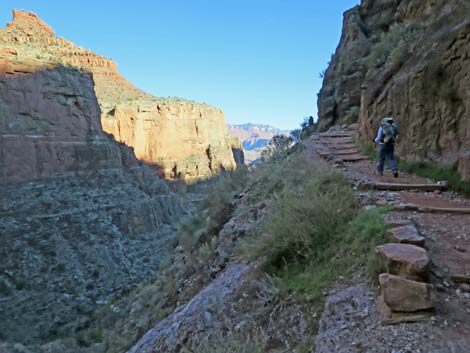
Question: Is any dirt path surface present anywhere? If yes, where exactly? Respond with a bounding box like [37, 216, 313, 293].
[306, 127, 470, 353]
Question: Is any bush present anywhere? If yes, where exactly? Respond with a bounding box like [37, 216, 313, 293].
[261, 135, 293, 162]
[399, 160, 470, 196]
[244, 171, 358, 268]
[199, 168, 249, 233]
[241, 154, 390, 312]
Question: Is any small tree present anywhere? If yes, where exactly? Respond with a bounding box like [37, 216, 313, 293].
[261, 135, 293, 162]
[290, 129, 302, 143]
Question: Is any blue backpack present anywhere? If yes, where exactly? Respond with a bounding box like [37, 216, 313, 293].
[381, 117, 397, 143]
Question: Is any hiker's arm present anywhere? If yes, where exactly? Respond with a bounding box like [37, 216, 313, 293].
[374, 127, 383, 143]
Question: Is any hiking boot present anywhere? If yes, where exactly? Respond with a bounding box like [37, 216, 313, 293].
[393, 171, 399, 178]
[377, 170, 384, 176]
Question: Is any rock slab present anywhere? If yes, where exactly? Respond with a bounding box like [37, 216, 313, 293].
[376, 243, 430, 280]
[388, 225, 425, 247]
[379, 273, 433, 312]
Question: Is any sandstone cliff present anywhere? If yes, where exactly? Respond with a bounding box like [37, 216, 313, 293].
[318, 0, 470, 180]
[0, 9, 243, 182]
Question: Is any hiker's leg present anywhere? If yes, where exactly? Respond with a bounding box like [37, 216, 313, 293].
[387, 144, 398, 172]
[377, 144, 386, 174]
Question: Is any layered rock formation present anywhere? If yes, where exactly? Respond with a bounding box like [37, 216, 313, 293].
[318, 0, 470, 180]
[0, 9, 242, 182]
[0, 29, 186, 351]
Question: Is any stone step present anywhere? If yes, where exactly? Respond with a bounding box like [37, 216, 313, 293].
[360, 182, 448, 192]
[450, 273, 470, 284]
[379, 273, 434, 312]
[334, 150, 361, 156]
[394, 203, 470, 214]
[318, 138, 354, 143]
[388, 225, 425, 247]
[378, 294, 433, 325]
[340, 155, 369, 162]
[329, 144, 357, 150]
[375, 243, 430, 280]
[319, 133, 354, 138]
[383, 215, 414, 228]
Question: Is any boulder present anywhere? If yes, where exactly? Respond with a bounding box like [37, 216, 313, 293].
[379, 274, 433, 312]
[375, 243, 430, 280]
[377, 295, 433, 325]
[388, 225, 425, 247]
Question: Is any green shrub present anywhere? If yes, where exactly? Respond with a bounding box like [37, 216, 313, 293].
[399, 160, 470, 195]
[261, 135, 294, 162]
[199, 168, 249, 233]
[361, 142, 379, 161]
[244, 171, 358, 268]
[241, 156, 389, 310]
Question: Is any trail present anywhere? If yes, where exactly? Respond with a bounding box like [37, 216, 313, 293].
[306, 126, 470, 352]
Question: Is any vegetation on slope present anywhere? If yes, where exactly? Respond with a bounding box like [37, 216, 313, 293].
[72, 139, 389, 353]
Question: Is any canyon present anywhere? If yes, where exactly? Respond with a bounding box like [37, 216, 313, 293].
[228, 123, 289, 164]
[0, 55, 186, 350]
[0, 9, 240, 351]
[318, 0, 470, 181]
[3, 3, 470, 353]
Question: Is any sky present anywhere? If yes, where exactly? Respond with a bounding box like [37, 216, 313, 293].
[0, 0, 359, 130]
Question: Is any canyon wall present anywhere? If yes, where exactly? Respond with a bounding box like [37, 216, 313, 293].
[0, 23, 187, 350]
[0, 57, 137, 184]
[318, 0, 470, 180]
[0, 9, 243, 182]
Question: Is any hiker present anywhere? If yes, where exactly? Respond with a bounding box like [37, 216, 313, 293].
[374, 117, 399, 177]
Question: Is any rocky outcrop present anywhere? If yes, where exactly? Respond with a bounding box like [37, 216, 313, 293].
[318, 0, 470, 180]
[0, 60, 135, 184]
[0, 54, 185, 347]
[126, 263, 251, 353]
[0, 9, 243, 181]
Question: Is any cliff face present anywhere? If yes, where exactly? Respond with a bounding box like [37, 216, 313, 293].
[0, 9, 243, 182]
[102, 101, 241, 179]
[0, 58, 137, 184]
[0, 31, 186, 349]
[318, 0, 470, 180]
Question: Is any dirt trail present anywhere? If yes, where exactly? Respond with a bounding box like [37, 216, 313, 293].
[306, 127, 470, 352]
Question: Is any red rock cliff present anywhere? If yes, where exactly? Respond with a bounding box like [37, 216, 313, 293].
[0, 56, 140, 184]
[0, 10, 243, 182]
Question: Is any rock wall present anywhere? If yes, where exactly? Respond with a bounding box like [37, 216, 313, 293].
[0, 59, 136, 184]
[0, 9, 243, 181]
[318, 0, 470, 180]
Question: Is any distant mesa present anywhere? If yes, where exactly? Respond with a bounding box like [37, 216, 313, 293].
[228, 123, 289, 164]
[0, 9, 243, 182]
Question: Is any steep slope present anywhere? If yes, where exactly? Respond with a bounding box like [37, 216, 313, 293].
[0, 9, 243, 182]
[317, 0, 470, 181]
[0, 42, 185, 349]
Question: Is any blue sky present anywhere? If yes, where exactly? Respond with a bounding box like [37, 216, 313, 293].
[0, 1, 359, 130]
